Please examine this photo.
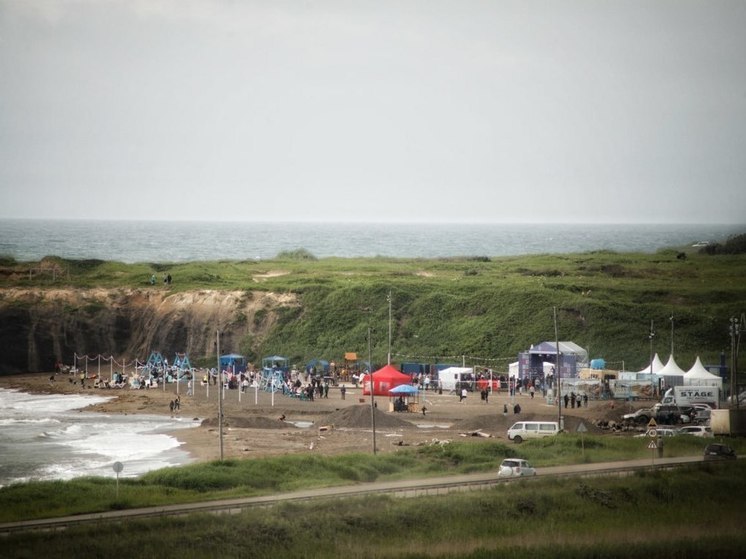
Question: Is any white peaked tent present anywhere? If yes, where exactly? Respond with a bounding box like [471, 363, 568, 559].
[657, 355, 686, 387]
[684, 357, 723, 388]
[637, 353, 665, 375]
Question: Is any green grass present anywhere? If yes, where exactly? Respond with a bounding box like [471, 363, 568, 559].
[2, 460, 745, 558]
[1, 434, 741, 523]
[2, 249, 746, 373]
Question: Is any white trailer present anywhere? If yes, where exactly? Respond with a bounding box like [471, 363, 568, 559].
[660, 385, 720, 408]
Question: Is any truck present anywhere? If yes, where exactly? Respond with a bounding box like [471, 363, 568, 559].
[660, 386, 720, 408]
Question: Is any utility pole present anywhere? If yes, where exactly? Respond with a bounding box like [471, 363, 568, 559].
[649, 320, 655, 399]
[387, 291, 392, 366]
[670, 315, 674, 357]
[730, 315, 743, 409]
[369, 326, 377, 454]
[216, 329, 224, 460]
[554, 307, 561, 428]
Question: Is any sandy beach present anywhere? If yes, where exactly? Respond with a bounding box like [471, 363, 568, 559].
[0, 372, 627, 465]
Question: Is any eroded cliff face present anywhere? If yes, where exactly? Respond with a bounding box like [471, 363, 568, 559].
[0, 288, 299, 374]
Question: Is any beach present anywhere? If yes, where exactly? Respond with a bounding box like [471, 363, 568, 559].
[0, 371, 626, 484]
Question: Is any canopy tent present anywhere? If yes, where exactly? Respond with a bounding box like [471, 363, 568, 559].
[684, 357, 723, 388]
[529, 341, 589, 364]
[362, 364, 412, 396]
[657, 355, 686, 387]
[389, 382, 420, 412]
[220, 353, 246, 372]
[389, 384, 419, 395]
[262, 355, 289, 372]
[306, 359, 329, 374]
[637, 353, 665, 375]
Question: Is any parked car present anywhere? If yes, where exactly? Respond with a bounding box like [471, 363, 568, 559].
[690, 403, 712, 423]
[622, 407, 654, 424]
[497, 458, 537, 478]
[507, 421, 560, 443]
[634, 427, 677, 438]
[704, 443, 737, 460]
[677, 425, 713, 438]
[654, 404, 692, 424]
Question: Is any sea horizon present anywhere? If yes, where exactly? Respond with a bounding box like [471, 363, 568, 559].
[1, 219, 743, 264]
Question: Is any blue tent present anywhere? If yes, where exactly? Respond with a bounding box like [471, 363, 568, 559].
[220, 354, 246, 372]
[389, 384, 419, 395]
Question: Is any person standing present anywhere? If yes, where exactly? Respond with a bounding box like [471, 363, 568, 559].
[460, 387, 468, 402]
[340, 385, 346, 400]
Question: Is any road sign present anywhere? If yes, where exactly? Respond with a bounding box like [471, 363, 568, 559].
[648, 428, 657, 438]
[112, 462, 123, 474]
[647, 418, 657, 428]
[576, 422, 587, 433]
[648, 440, 657, 449]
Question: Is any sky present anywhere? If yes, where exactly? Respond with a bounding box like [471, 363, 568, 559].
[1, 0, 745, 224]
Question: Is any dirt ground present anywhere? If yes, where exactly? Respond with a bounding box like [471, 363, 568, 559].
[0, 373, 646, 463]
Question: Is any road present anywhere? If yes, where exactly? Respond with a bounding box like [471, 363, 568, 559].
[0, 455, 707, 536]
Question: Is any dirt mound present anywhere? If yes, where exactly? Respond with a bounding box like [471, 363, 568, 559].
[202, 416, 288, 429]
[325, 405, 415, 429]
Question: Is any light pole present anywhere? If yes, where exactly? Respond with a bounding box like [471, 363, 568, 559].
[554, 307, 561, 427]
[216, 329, 224, 460]
[730, 316, 742, 409]
[670, 315, 674, 357]
[649, 320, 655, 399]
[369, 326, 377, 455]
[387, 291, 392, 366]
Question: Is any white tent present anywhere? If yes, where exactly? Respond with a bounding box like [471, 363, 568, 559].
[657, 355, 686, 387]
[508, 362, 519, 379]
[684, 357, 723, 388]
[637, 353, 665, 375]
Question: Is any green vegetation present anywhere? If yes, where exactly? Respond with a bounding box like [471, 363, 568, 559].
[1, 434, 742, 523]
[2, 457, 745, 558]
[3, 248, 745, 371]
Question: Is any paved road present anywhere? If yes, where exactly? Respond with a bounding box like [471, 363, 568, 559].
[0, 455, 708, 535]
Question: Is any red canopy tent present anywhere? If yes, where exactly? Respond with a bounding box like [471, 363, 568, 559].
[362, 364, 412, 396]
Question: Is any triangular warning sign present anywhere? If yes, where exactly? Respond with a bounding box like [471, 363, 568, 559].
[648, 440, 657, 449]
[647, 418, 657, 428]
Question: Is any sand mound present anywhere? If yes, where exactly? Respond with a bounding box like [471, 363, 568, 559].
[202, 416, 288, 429]
[325, 404, 415, 429]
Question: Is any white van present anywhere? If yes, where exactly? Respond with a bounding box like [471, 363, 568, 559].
[507, 421, 560, 443]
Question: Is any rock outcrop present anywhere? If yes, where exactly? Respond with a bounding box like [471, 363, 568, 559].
[0, 288, 299, 374]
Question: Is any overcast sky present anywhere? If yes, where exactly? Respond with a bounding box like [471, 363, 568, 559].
[1, 1, 744, 224]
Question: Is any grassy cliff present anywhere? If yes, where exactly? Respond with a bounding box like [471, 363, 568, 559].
[1, 247, 744, 373]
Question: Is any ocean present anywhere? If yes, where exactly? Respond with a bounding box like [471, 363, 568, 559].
[0, 219, 743, 262]
[0, 388, 197, 487]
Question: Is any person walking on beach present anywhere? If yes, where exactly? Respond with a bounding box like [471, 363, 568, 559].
[169, 400, 175, 415]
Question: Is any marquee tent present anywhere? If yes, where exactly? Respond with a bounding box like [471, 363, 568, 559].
[684, 357, 723, 388]
[637, 353, 665, 375]
[657, 355, 686, 387]
[362, 364, 412, 396]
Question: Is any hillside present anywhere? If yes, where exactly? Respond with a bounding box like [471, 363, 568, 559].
[0, 249, 744, 374]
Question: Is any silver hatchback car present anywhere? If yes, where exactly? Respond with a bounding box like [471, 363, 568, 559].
[497, 458, 537, 478]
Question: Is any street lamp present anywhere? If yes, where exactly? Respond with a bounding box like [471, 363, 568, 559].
[730, 316, 742, 409]
[368, 326, 377, 455]
[649, 320, 655, 399]
[216, 329, 224, 460]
